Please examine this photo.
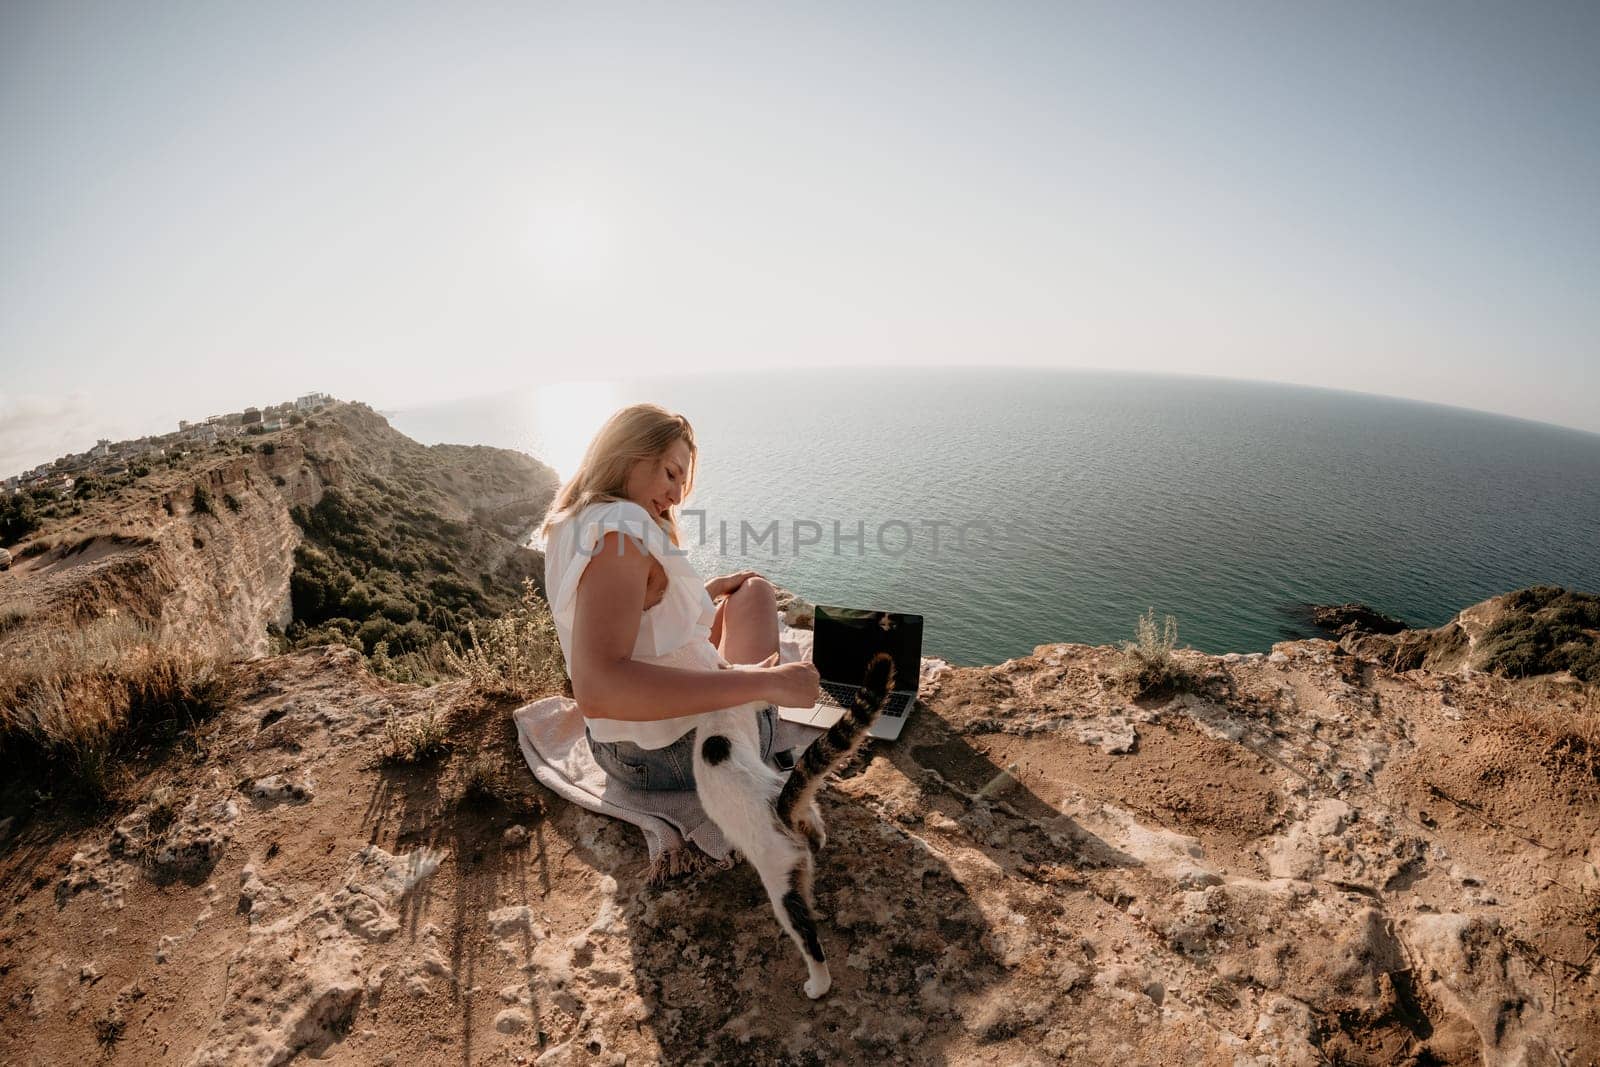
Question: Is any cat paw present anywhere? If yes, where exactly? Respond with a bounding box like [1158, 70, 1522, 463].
[798, 818, 826, 852]
[796, 803, 827, 850]
[804, 971, 832, 999]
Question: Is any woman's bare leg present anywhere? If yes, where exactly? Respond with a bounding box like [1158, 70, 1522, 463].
[717, 576, 780, 665]
[709, 596, 727, 650]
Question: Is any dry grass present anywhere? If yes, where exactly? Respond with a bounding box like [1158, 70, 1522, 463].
[378, 709, 451, 765]
[93, 1009, 125, 1048]
[144, 783, 180, 837]
[366, 638, 457, 686]
[1486, 682, 1600, 790]
[0, 605, 30, 637]
[1107, 608, 1197, 698]
[0, 615, 231, 806]
[445, 578, 567, 700]
[457, 756, 502, 806]
[18, 538, 53, 559]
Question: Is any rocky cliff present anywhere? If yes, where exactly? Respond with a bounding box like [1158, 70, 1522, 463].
[1, 584, 1596, 1065]
[0, 403, 558, 662]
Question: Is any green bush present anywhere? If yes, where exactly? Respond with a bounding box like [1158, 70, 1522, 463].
[1477, 587, 1600, 683]
[284, 469, 536, 666]
[192, 485, 213, 515]
[0, 494, 40, 544]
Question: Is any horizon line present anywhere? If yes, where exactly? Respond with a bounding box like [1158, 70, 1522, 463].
[386, 363, 1600, 443]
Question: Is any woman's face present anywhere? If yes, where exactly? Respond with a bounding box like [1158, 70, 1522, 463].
[624, 438, 693, 522]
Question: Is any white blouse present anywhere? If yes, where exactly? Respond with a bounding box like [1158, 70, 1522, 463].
[543, 498, 738, 749]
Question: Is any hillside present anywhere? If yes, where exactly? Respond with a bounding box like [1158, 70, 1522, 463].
[0, 402, 558, 665]
[0, 416, 1596, 1064]
[1335, 587, 1600, 684]
[0, 604, 1593, 1063]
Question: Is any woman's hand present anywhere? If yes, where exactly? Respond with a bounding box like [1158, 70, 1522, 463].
[705, 570, 762, 601]
[762, 659, 821, 708]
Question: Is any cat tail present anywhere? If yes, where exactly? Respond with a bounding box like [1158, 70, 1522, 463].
[774, 652, 896, 831]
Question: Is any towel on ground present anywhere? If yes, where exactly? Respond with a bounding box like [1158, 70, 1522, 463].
[513, 619, 819, 882]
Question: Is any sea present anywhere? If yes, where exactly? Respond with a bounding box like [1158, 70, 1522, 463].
[388, 368, 1600, 667]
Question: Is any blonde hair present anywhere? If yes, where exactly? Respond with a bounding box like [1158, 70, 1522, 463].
[538, 403, 698, 546]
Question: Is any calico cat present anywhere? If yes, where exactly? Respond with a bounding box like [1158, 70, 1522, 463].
[692, 651, 897, 998]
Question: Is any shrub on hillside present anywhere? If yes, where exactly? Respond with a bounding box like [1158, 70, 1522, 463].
[0, 494, 40, 544]
[1477, 586, 1600, 683]
[1108, 608, 1196, 698]
[192, 485, 213, 515]
[446, 578, 567, 699]
[378, 709, 450, 764]
[285, 470, 539, 669]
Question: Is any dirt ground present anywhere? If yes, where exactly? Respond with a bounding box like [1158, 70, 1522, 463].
[3, 637, 1597, 1065]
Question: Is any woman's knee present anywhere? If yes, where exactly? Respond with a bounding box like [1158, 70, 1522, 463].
[731, 574, 776, 607]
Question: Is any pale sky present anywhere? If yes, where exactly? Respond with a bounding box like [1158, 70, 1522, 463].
[2, 1, 1597, 475]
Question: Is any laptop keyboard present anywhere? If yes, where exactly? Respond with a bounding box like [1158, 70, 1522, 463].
[818, 681, 912, 718]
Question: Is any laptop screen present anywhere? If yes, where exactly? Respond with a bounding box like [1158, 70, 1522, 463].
[813, 606, 923, 692]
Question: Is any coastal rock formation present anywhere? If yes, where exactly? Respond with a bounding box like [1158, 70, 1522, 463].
[0, 403, 558, 661]
[1336, 586, 1600, 684]
[3, 609, 1596, 1064]
[1307, 601, 1409, 639]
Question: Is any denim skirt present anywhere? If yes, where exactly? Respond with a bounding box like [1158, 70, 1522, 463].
[587, 704, 779, 791]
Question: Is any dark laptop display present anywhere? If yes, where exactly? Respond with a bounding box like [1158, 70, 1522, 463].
[814, 606, 923, 693]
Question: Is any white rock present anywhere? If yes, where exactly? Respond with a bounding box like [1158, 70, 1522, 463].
[494, 1007, 531, 1034]
[249, 774, 314, 803]
[1074, 716, 1137, 754]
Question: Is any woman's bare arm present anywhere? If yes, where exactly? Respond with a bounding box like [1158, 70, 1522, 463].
[570, 531, 776, 721]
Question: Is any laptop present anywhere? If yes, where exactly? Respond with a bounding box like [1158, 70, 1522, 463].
[777, 605, 923, 741]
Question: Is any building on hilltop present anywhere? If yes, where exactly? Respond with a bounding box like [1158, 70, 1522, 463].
[242, 407, 262, 425]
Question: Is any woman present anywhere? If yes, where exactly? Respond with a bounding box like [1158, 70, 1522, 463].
[539, 404, 821, 790]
